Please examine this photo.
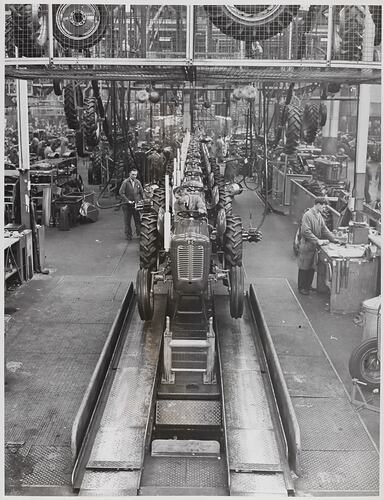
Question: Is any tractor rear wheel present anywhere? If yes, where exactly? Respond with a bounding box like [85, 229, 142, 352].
[53, 4, 108, 50]
[152, 187, 165, 214]
[302, 103, 320, 144]
[204, 5, 299, 42]
[136, 268, 154, 321]
[229, 265, 244, 319]
[285, 105, 302, 154]
[84, 97, 100, 148]
[140, 212, 159, 270]
[339, 5, 365, 61]
[224, 216, 243, 267]
[64, 84, 80, 130]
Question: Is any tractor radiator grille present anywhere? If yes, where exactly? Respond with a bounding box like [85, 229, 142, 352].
[177, 245, 204, 281]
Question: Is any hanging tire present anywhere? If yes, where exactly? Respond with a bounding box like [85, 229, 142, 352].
[53, 79, 63, 96]
[302, 103, 320, 144]
[136, 268, 154, 321]
[369, 5, 382, 46]
[92, 79, 100, 98]
[11, 4, 45, 57]
[52, 4, 108, 50]
[319, 102, 327, 127]
[139, 211, 159, 270]
[75, 128, 87, 157]
[204, 5, 299, 42]
[229, 265, 244, 319]
[64, 84, 80, 130]
[349, 338, 380, 390]
[224, 216, 243, 267]
[76, 85, 84, 108]
[89, 148, 102, 184]
[339, 6, 365, 61]
[84, 97, 100, 148]
[284, 105, 302, 154]
[5, 14, 15, 58]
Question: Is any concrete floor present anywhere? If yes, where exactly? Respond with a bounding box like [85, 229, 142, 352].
[4, 159, 380, 494]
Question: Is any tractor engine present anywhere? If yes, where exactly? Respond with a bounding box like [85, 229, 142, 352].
[170, 216, 211, 294]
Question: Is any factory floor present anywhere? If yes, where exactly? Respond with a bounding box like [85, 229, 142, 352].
[4, 158, 380, 495]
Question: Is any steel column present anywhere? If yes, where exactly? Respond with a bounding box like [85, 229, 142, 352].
[17, 79, 31, 229]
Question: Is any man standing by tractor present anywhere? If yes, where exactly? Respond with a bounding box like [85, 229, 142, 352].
[297, 197, 339, 295]
[119, 168, 144, 240]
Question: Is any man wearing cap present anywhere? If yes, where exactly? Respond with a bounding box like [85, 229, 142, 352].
[297, 197, 338, 295]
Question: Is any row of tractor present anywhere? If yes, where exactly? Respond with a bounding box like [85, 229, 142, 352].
[135, 134, 262, 322]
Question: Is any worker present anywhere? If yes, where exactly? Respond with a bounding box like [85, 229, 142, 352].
[119, 168, 144, 240]
[44, 141, 53, 159]
[297, 197, 339, 295]
[30, 133, 39, 155]
[174, 185, 206, 215]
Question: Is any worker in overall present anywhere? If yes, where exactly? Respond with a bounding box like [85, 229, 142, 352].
[174, 185, 207, 215]
[297, 197, 339, 295]
[119, 168, 144, 240]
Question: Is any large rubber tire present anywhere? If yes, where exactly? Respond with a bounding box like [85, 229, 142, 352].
[84, 97, 100, 148]
[136, 268, 154, 321]
[53, 4, 108, 50]
[204, 5, 299, 42]
[89, 149, 102, 184]
[339, 6, 365, 61]
[152, 187, 165, 214]
[53, 79, 63, 96]
[139, 212, 159, 270]
[224, 216, 243, 267]
[319, 102, 327, 127]
[302, 104, 320, 144]
[218, 182, 233, 216]
[349, 338, 380, 390]
[91, 79, 100, 98]
[11, 4, 45, 57]
[369, 5, 382, 46]
[284, 105, 302, 154]
[5, 14, 15, 58]
[64, 84, 80, 130]
[229, 265, 244, 319]
[75, 128, 88, 157]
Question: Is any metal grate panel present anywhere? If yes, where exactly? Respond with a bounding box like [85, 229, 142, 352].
[297, 450, 379, 493]
[230, 471, 287, 495]
[292, 397, 377, 451]
[80, 470, 140, 496]
[156, 399, 221, 426]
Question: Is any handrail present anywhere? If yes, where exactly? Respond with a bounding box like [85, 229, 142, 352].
[71, 283, 135, 463]
[249, 284, 302, 476]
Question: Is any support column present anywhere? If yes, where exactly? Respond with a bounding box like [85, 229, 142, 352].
[321, 96, 340, 155]
[183, 85, 192, 131]
[17, 79, 31, 229]
[354, 84, 371, 211]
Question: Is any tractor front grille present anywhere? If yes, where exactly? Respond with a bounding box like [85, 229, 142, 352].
[177, 245, 204, 281]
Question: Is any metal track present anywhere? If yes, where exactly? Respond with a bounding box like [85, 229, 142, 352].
[71, 287, 296, 495]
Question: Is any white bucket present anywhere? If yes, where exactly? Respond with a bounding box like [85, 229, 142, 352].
[362, 295, 381, 340]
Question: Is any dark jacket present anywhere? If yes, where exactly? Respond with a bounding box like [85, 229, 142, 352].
[119, 178, 144, 204]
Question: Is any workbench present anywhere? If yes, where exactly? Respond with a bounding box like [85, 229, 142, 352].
[317, 243, 379, 314]
[4, 229, 34, 286]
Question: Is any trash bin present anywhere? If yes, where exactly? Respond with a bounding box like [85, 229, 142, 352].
[362, 295, 381, 340]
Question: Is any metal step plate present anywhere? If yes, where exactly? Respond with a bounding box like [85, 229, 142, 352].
[151, 439, 220, 457]
[156, 399, 221, 426]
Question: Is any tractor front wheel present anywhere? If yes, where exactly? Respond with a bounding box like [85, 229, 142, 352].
[229, 265, 244, 319]
[136, 268, 154, 320]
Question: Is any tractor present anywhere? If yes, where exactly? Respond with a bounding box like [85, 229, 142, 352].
[135, 135, 262, 324]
